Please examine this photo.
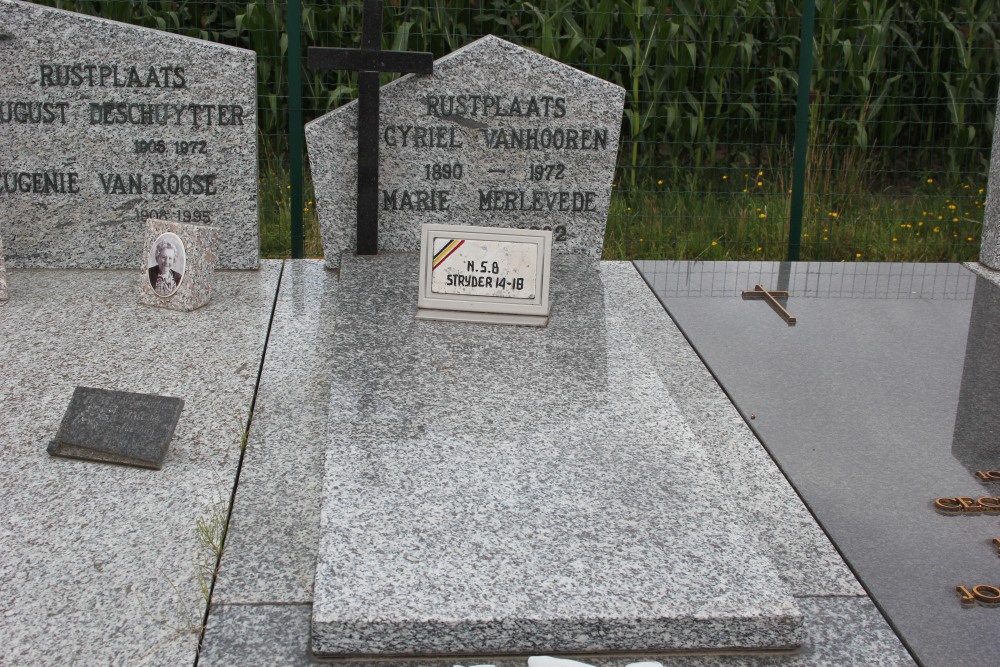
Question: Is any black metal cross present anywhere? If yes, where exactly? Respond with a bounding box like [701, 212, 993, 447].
[307, 0, 433, 255]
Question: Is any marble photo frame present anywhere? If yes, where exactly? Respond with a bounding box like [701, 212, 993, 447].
[146, 232, 187, 298]
[138, 218, 220, 312]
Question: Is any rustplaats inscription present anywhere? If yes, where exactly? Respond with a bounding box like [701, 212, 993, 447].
[306, 35, 625, 267]
[0, 0, 258, 268]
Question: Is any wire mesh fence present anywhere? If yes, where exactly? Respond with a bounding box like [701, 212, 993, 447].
[25, 0, 1000, 262]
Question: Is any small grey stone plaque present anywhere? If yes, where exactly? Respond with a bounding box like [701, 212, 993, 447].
[48, 386, 184, 469]
[306, 35, 625, 268]
[0, 0, 258, 269]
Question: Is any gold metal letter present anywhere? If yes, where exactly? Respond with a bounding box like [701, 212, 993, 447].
[978, 497, 1000, 511]
[972, 586, 1000, 604]
[957, 497, 982, 511]
[935, 498, 962, 511]
[957, 585, 976, 603]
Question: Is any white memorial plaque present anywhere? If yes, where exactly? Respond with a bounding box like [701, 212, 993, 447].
[417, 224, 551, 326]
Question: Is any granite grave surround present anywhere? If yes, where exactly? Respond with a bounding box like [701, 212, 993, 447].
[199, 260, 912, 666]
[0, 262, 280, 665]
[0, 0, 258, 269]
[312, 254, 795, 659]
[305, 35, 625, 267]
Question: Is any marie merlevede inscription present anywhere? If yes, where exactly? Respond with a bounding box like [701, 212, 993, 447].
[0, 0, 258, 269]
[306, 35, 625, 268]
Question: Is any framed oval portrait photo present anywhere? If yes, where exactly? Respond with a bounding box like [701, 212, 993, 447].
[147, 232, 186, 298]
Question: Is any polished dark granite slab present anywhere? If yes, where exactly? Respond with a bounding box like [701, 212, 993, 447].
[635, 261, 1000, 667]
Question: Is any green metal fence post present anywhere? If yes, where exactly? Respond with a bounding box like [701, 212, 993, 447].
[288, 0, 304, 258]
[787, 0, 816, 261]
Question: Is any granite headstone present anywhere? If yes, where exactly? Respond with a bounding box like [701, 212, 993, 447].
[981, 83, 1000, 270]
[0, 233, 7, 301]
[48, 386, 184, 469]
[139, 217, 220, 311]
[0, 0, 258, 269]
[305, 35, 625, 268]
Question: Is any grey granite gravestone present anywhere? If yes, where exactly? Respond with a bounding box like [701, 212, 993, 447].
[48, 386, 184, 469]
[305, 35, 625, 267]
[0, 0, 258, 269]
[139, 217, 220, 311]
[981, 84, 1000, 269]
[0, 233, 7, 301]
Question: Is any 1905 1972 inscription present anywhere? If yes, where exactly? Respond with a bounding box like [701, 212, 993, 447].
[0, 0, 258, 269]
[306, 35, 625, 267]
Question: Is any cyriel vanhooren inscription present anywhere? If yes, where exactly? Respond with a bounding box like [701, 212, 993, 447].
[306, 35, 625, 268]
[0, 0, 258, 269]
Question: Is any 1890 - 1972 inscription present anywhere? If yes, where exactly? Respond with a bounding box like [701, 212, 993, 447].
[0, 0, 258, 269]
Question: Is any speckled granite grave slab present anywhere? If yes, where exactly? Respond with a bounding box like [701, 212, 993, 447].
[212, 261, 340, 605]
[312, 254, 802, 658]
[0, 263, 279, 665]
[305, 36, 624, 268]
[138, 217, 220, 311]
[0, 0, 258, 269]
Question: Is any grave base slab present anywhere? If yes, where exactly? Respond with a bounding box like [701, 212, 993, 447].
[311, 254, 803, 658]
